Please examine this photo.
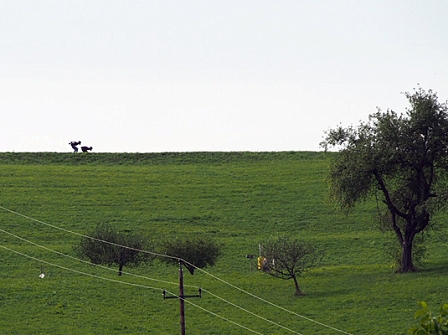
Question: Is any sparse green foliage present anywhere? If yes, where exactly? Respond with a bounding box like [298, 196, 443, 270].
[409, 301, 448, 334]
[159, 236, 222, 274]
[74, 223, 153, 276]
[259, 235, 322, 296]
[322, 87, 448, 273]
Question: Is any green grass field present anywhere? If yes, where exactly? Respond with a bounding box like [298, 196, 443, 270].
[1, 152, 447, 334]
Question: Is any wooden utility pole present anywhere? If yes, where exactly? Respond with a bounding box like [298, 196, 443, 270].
[179, 261, 186, 335]
[163, 260, 201, 335]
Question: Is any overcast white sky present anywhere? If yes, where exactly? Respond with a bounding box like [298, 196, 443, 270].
[1, 1, 447, 153]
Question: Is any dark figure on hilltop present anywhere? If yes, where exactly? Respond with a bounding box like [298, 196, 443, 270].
[69, 141, 81, 153]
[81, 146, 93, 152]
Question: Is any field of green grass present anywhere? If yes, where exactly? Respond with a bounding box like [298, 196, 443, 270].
[1, 152, 447, 334]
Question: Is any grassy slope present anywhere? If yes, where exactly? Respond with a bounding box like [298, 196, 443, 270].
[0, 152, 447, 335]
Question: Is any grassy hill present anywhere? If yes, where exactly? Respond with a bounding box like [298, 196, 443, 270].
[0, 152, 447, 334]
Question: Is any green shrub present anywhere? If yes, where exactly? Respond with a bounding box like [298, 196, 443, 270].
[74, 223, 153, 276]
[159, 236, 222, 274]
[409, 301, 448, 334]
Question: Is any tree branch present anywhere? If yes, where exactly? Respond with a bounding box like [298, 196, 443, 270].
[373, 170, 408, 220]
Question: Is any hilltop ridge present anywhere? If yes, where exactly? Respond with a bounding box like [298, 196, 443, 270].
[0, 151, 329, 165]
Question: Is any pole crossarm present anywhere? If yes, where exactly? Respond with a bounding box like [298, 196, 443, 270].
[163, 288, 202, 300]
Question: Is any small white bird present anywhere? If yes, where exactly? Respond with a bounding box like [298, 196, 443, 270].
[39, 273, 45, 279]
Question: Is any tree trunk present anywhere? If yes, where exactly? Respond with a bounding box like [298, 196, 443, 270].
[118, 264, 123, 276]
[400, 234, 416, 273]
[292, 274, 303, 296]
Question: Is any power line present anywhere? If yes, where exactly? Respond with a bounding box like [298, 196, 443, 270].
[194, 266, 354, 335]
[0, 227, 179, 288]
[0, 227, 298, 334]
[182, 297, 266, 335]
[202, 288, 303, 335]
[0, 205, 177, 261]
[0, 243, 268, 335]
[0, 205, 354, 335]
[0, 243, 165, 291]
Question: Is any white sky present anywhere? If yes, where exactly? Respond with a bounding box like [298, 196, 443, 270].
[1, 0, 447, 153]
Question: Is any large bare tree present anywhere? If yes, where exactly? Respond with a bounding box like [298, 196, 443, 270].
[322, 87, 448, 272]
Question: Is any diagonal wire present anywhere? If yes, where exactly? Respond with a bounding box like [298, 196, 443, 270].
[0, 227, 179, 288]
[190, 265, 354, 334]
[0, 205, 354, 335]
[0, 227, 300, 333]
[181, 296, 266, 335]
[0, 243, 267, 335]
[0, 205, 176, 260]
[0, 243, 165, 291]
[202, 288, 304, 335]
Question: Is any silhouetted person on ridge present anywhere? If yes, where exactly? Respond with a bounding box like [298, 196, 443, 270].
[69, 141, 81, 153]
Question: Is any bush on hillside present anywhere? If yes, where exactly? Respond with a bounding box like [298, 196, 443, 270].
[74, 223, 153, 276]
[159, 236, 222, 274]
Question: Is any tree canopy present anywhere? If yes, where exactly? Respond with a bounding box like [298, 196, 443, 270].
[322, 87, 448, 272]
[74, 223, 152, 276]
[159, 236, 222, 274]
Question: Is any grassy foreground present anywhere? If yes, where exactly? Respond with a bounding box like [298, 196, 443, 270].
[0, 152, 447, 335]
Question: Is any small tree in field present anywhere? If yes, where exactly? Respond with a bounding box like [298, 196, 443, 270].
[321, 87, 448, 273]
[259, 235, 322, 296]
[74, 223, 152, 276]
[159, 236, 222, 274]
